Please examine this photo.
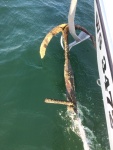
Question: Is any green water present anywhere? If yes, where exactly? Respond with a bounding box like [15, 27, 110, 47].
[0, 0, 110, 150]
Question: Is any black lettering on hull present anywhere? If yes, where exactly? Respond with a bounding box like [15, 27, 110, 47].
[107, 91, 113, 108]
[109, 110, 113, 129]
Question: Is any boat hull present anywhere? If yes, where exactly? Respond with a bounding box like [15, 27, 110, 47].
[95, 0, 113, 149]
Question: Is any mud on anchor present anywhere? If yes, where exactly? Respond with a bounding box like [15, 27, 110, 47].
[39, 24, 95, 114]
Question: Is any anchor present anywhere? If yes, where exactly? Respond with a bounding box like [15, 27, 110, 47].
[40, 24, 94, 113]
[39, 0, 95, 114]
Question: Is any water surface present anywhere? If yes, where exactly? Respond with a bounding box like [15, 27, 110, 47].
[0, 0, 110, 149]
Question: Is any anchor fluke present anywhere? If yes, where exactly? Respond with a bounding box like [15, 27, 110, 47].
[40, 24, 67, 59]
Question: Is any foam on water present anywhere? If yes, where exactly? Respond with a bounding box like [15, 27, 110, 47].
[59, 102, 102, 150]
[67, 112, 90, 150]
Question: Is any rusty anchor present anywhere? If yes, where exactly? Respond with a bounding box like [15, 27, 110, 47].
[40, 24, 95, 113]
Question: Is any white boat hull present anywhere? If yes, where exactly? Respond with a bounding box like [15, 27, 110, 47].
[95, 0, 113, 149]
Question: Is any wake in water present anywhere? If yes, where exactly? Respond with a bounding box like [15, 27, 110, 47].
[59, 102, 101, 150]
[67, 112, 90, 150]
